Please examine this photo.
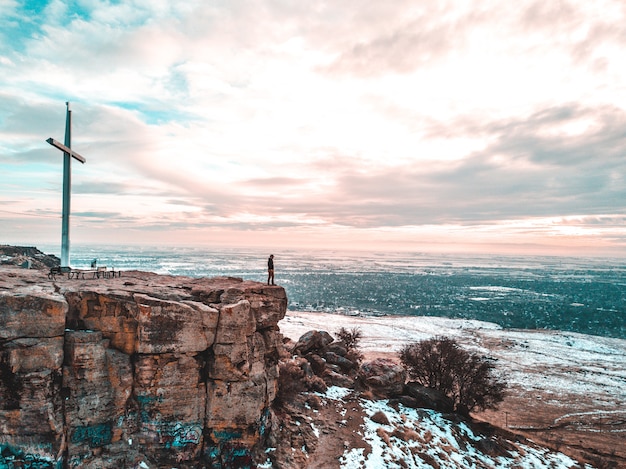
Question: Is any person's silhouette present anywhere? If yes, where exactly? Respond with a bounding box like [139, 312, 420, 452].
[267, 254, 275, 285]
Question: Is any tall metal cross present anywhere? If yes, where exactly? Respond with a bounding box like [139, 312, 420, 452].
[46, 102, 86, 267]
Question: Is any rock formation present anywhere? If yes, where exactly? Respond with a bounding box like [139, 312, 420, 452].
[0, 245, 60, 270]
[287, 329, 361, 389]
[0, 267, 286, 468]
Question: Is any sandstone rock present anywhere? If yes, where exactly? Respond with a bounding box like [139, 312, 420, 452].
[64, 290, 139, 355]
[0, 292, 67, 340]
[206, 373, 269, 431]
[370, 410, 391, 425]
[0, 334, 65, 467]
[261, 327, 283, 360]
[215, 299, 255, 344]
[327, 342, 348, 356]
[238, 286, 288, 329]
[358, 358, 407, 397]
[325, 351, 356, 372]
[64, 331, 118, 467]
[305, 353, 327, 375]
[0, 245, 60, 270]
[0, 267, 287, 468]
[3, 337, 64, 373]
[293, 330, 334, 355]
[323, 369, 355, 388]
[319, 330, 334, 346]
[135, 294, 219, 354]
[132, 353, 206, 465]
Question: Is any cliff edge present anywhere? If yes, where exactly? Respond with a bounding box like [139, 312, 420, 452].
[0, 265, 286, 468]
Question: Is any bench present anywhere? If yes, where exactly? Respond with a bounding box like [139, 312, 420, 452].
[48, 266, 71, 280]
[48, 266, 121, 280]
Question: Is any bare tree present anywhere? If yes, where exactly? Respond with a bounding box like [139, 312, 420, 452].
[399, 336, 506, 415]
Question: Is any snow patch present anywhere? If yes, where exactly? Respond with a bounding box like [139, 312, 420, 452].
[338, 398, 594, 469]
[323, 386, 352, 400]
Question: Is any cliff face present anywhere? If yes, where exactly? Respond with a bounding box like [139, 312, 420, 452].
[0, 267, 287, 468]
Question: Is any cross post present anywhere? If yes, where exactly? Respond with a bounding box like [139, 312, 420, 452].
[46, 102, 87, 267]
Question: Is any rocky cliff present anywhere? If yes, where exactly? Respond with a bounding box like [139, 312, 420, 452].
[0, 266, 287, 468]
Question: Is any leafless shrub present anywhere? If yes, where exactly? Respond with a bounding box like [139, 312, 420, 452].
[399, 336, 506, 416]
[274, 360, 307, 407]
[337, 327, 364, 363]
[402, 428, 421, 442]
[274, 358, 329, 407]
[304, 374, 327, 393]
[390, 427, 407, 441]
[337, 326, 362, 348]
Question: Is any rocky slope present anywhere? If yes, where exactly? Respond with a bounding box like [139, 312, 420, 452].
[268, 385, 596, 469]
[279, 311, 626, 469]
[261, 325, 600, 469]
[0, 265, 286, 468]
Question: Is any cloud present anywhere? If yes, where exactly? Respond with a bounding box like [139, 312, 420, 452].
[72, 181, 130, 195]
[73, 211, 121, 219]
[1, 0, 625, 255]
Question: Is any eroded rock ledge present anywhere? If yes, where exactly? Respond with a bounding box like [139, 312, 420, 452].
[0, 267, 287, 468]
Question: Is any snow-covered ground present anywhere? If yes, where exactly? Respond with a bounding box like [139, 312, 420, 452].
[276, 312, 626, 467]
[333, 388, 591, 469]
[279, 310, 626, 418]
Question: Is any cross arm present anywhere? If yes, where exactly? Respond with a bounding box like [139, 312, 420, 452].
[46, 138, 86, 163]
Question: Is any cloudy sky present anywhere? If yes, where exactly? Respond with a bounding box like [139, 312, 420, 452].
[1, 0, 625, 257]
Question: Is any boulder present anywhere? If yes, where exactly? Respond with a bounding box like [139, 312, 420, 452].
[292, 330, 334, 355]
[403, 382, 454, 413]
[323, 369, 355, 388]
[325, 351, 356, 372]
[326, 342, 348, 356]
[305, 353, 327, 375]
[358, 358, 406, 397]
[370, 410, 391, 425]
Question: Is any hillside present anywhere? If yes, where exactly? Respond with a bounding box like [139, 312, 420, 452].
[278, 311, 626, 468]
[266, 385, 595, 469]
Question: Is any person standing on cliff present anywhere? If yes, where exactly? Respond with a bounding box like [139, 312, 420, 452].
[267, 254, 275, 285]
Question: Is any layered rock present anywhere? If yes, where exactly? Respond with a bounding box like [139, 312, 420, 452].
[0, 267, 287, 468]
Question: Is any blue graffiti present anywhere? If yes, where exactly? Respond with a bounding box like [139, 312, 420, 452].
[161, 422, 202, 449]
[135, 394, 164, 423]
[213, 429, 243, 440]
[205, 443, 253, 469]
[70, 422, 112, 447]
[0, 443, 56, 469]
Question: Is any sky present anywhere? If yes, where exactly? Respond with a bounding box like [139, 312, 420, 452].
[1, 0, 625, 257]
